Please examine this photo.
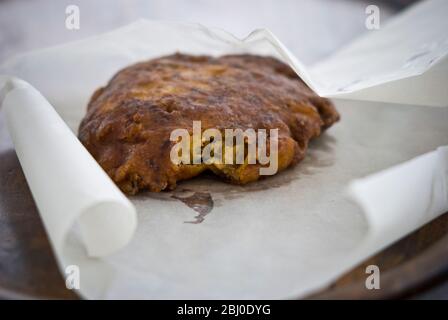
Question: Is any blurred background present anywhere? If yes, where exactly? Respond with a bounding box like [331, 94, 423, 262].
[0, 0, 418, 65]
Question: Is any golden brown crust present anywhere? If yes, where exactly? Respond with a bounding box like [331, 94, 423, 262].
[78, 53, 339, 194]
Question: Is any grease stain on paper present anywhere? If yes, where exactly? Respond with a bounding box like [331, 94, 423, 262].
[172, 191, 214, 224]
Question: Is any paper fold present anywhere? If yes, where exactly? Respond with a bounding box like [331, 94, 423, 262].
[0, 78, 137, 257]
[349, 146, 448, 244]
[310, 0, 448, 106]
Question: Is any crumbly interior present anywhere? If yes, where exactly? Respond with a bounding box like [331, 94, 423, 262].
[78, 53, 340, 194]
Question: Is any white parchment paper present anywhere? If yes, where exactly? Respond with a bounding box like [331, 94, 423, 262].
[0, 0, 447, 299]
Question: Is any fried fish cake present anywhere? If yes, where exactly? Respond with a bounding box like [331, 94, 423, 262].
[78, 54, 339, 194]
